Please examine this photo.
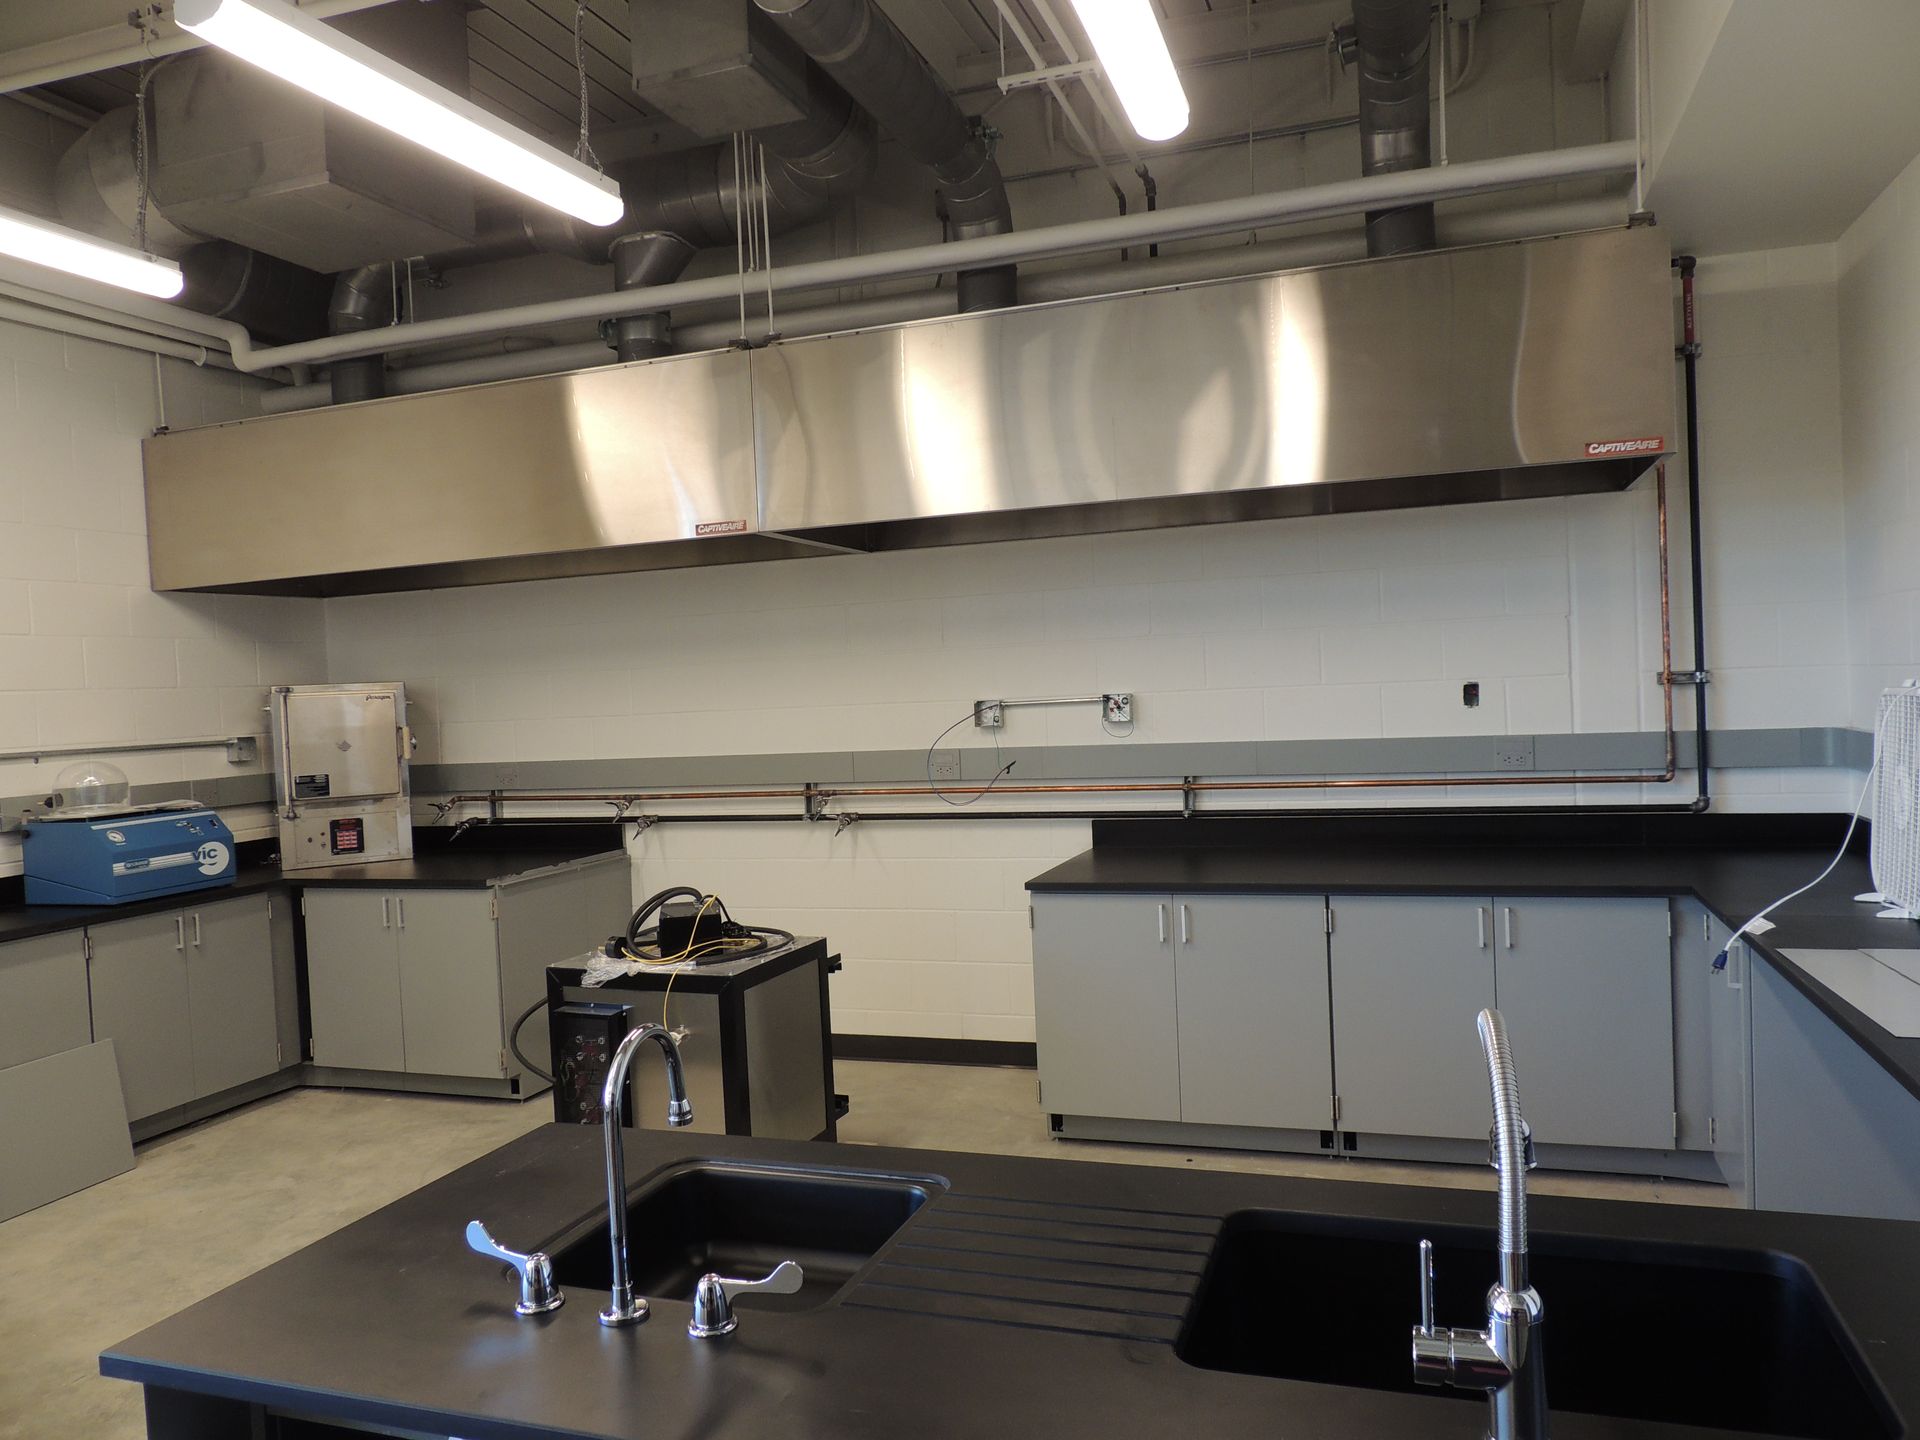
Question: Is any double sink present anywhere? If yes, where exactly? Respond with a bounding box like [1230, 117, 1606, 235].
[541, 1163, 1896, 1439]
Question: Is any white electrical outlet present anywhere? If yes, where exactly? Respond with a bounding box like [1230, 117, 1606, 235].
[1104, 693, 1133, 725]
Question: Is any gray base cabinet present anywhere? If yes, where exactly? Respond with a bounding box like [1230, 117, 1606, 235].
[1328, 896, 1495, 1140]
[1175, 895, 1332, 1130]
[1708, 927, 1754, 1204]
[1032, 895, 1180, 1122]
[0, 930, 91, 1070]
[303, 855, 629, 1090]
[88, 910, 196, 1120]
[1492, 895, 1675, 1151]
[1033, 892, 1333, 1129]
[88, 893, 286, 1121]
[1749, 958, 1920, 1221]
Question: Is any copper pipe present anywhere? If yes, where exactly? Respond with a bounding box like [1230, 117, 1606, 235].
[438, 476, 1680, 815]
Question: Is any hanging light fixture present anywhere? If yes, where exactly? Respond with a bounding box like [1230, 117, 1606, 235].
[1068, 0, 1191, 142]
[174, 0, 626, 226]
[0, 205, 183, 298]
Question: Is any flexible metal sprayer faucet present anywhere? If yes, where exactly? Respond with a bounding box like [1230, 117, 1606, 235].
[1411, 1007, 1549, 1440]
[599, 1023, 692, 1327]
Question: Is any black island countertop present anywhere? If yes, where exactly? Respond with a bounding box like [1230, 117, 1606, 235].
[0, 828, 625, 945]
[1028, 813, 1920, 1105]
[100, 1124, 1920, 1440]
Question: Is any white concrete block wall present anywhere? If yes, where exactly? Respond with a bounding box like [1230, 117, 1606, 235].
[1839, 150, 1920, 734]
[0, 316, 316, 873]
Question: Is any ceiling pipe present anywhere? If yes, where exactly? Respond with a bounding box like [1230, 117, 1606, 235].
[1351, 0, 1438, 256]
[3, 140, 1637, 374]
[253, 192, 1629, 415]
[751, 0, 1017, 311]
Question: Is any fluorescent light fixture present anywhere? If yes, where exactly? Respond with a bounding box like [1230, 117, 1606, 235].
[1069, 0, 1190, 143]
[174, 0, 626, 226]
[0, 204, 184, 298]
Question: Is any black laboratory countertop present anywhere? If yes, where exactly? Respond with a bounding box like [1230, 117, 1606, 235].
[0, 829, 625, 945]
[99, 1124, 1920, 1440]
[1027, 812, 1920, 1105]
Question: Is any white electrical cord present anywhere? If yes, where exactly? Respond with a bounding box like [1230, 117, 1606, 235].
[1716, 711, 1883, 970]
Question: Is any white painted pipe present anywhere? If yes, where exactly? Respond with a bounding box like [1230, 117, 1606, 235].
[0, 297, 227, 366]
[219, 140, 1642, 374]
[253, 193, 1631, 415]
[0, 0, 404, 94]
[0, 280, 235, 355]
[0, 143, 1637, 379]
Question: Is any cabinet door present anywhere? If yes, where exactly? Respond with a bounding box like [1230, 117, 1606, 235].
[186, 894, 281, 1098]
[395, 890, 505, 1079]
[1710, 930, 1754, 1204]
[88, 910, 195, 1120]
[0, 930, 91, 1069]
[304, 890, 404, 1072]
[1175, 895, 1333, 1130]
[1032, 894, 1180, 1122]
[1328, 896, 1496, 1139]
[1493, 896, 1676, 1151]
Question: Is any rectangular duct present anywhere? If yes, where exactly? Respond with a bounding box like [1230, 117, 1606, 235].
[150, 0, 475, 273]
[629, 0, 813, 137]
[142, 227, 1675, 597]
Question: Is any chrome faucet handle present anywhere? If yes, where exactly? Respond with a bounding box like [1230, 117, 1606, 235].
[466, 1220, 564, 1316]
[688, 1260, 805, 1339]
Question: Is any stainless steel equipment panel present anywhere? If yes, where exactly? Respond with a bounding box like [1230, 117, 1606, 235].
[144, 348, 761, 593]
[283, 689, 401, 801]
[753, 226, 1675, 533]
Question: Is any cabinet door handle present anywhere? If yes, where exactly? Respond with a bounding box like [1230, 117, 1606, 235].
[174, 916, 185, 952]
[381, 896, 391, 929]
[396, 896, 405, 930]
[1179, 903, 1191, 945]
[1503, 907, 1515, 949]
[1156, 904, 1167, 945]
[1477, 907, 1488, 949]
[1726, 941, 1744, 991]
[192, 913, 202, 947]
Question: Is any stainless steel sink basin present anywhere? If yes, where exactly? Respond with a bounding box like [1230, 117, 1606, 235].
[548, 1161, 942, 1313]
[1178, 1211, 1897, 1439]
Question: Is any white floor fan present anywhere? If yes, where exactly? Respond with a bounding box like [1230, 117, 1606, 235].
[1862, 683, 1920, 922]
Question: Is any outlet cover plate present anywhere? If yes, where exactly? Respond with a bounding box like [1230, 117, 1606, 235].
[1495, 738, 1536, 770]
[929, 748, 962, 781]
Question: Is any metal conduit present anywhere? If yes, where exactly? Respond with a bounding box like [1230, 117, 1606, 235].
[430, 473, 1680, 825]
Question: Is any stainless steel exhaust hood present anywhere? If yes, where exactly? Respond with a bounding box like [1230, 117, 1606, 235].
[143, 226, 1674, 596]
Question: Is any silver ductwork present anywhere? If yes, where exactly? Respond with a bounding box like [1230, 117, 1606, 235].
[1353, 0, 1437, 256]
[143, 227, 1674, 597]
[751, 0, 1016, 310]
[327, 264, 395, 405]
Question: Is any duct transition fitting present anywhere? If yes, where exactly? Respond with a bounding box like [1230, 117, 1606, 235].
[1352, 0, 1437, 256]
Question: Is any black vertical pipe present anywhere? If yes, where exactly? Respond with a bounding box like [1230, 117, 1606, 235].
[1675, 255, 1710, 810]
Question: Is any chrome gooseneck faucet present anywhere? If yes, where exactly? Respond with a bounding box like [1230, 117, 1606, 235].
[1412, 1008, 1549, 1440]
[600, 1023, 692, 1327]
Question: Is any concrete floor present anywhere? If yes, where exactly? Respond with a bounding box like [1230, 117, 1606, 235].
[0, 1062, 1730, 1440]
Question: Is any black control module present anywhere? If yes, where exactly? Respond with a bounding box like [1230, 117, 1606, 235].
[656, 899, 726, 958]
[551, 1001, 633, 1125]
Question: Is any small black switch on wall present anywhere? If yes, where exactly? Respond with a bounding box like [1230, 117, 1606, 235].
[1462, 681, 1481, 708]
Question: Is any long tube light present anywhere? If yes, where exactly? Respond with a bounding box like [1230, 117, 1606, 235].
[0, 205, 183, 298]
[173, 0, 625, 226]
[1068, 0, 1190, 142]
